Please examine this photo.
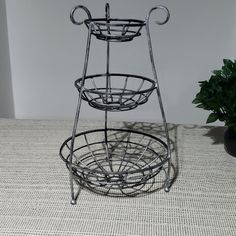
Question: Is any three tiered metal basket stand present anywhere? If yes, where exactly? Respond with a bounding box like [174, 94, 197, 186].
[60, 3, 172, 204]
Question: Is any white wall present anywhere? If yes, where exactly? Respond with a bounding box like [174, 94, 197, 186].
[0, 0, 14, 118]
[5, 0, 236, 125]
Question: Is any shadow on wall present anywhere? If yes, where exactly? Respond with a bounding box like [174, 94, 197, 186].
[0, 0, 15, 118]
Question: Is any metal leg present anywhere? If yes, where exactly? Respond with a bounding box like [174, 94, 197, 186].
[164, 158, 171, 192]
[69, 94, 83, 205]
[145, 7, 171, 192]
[69, 24, 92, 204]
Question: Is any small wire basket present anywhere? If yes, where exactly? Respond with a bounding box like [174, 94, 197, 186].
[60, 128, 169, 196]
[85, 19, 145, 42]
[75, 73, 156, 111]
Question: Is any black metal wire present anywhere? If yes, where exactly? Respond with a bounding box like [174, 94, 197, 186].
[84, 18, 145, 42]
[74, 73, 156, 111]
[60, 128, 168, 196]
[62, 3, 171, 202]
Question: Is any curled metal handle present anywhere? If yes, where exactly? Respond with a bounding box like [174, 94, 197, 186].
[105, 3, 110, 20]
[146, 5, 170, 25]
[70, 5, 92, 25]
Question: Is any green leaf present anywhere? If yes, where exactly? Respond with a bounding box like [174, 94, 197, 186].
[229, 71, 236, 78]
[206, 113, 218, 123]
[212, 70, 221, 77]
[223, 59, 233, 67]
[192, 98, 199, 104]
[221, 66, 232, 78]
[196, 104, 206, 109]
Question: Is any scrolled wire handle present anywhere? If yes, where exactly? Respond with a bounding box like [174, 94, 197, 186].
[70, 5, 92, 25]
[146, 5, 170, 25]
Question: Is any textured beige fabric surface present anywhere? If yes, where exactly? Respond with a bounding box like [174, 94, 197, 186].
[0, 119, 235, 236]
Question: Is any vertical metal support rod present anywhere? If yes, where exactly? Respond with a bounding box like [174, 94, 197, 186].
[104, 3, 113, 172]
[105, 2, 111, 132]
[105, 40, 110, 132]
[145, 20, 171, 191]
[69, 24, 92, 205]
[104, 36, 114, 172]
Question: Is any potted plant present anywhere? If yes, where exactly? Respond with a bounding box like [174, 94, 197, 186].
[192, 59, 236, 157]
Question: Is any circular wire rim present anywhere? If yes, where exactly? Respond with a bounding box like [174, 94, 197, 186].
[74, 73, 156, 111]
[85, 18, 145, 27]
[59, 128, 169, 177]
[74, 73, 156, 96]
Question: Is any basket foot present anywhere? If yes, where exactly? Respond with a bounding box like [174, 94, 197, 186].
[70, 199, 77, 205]
[164, 180, 171, 192]
[70, 183, 82, 205]
[164, 186, 170, 192]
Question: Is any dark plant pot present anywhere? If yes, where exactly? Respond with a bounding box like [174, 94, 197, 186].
[224, 127, 236, 157]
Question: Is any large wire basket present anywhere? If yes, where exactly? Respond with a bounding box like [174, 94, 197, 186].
[85, 19, 145, 42]
[75, 73, 156, 111]
[60, 128, 169, 196]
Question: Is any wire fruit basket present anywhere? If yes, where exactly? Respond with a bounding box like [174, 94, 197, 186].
[75, 73, 156, 111]
[60, 129, 168, 195]
[85, 19, 145, 42]
[60, 3, 172, 204]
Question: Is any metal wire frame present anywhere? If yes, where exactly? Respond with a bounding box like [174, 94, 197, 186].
[60, 128, 169, 196]
[85, 19, 145, 42]
[70, 3, 169, 42]
[74, 73, 156, 111]
[145, 6, 171, 192]
[63, 3, 171, 204]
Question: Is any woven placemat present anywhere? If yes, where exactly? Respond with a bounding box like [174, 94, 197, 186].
[0, 119, 235, 236]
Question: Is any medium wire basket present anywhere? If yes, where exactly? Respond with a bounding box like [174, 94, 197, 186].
[75, 73, 156, 111]
[60, 128, 169, 196]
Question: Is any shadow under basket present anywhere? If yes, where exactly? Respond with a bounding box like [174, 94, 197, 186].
[75, 73, 156, 111]
[60, 128, 169, 196]
[85, 18, 145, 42]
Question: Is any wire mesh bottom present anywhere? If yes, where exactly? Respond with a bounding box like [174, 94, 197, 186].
[75, 73, 156, 111]
[60, 128, 169, 196]
[85, 19, 145, 42]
